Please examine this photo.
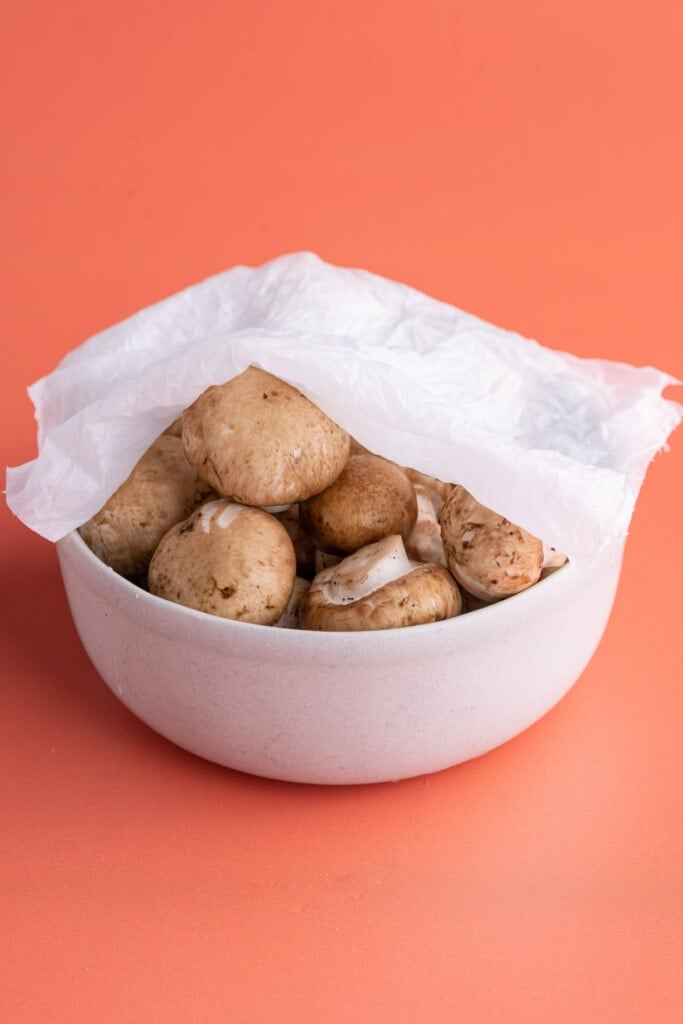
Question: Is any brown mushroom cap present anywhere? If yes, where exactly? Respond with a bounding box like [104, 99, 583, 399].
[299, 454, 418, 555]
[79, 435, 214, 579]
[148, 500, 296, 624]
[440, 485, 543, 602]
[300, 535, 462, 631]
[181, 366, 350, 507]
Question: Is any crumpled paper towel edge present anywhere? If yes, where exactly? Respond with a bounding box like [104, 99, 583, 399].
[4, 253, 683, 570]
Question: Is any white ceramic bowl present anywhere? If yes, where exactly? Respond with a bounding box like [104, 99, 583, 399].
[57, 530, 624, 785]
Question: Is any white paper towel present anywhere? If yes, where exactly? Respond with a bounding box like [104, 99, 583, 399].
[5, 252, 681, 566]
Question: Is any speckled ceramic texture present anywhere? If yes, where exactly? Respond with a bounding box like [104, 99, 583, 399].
[57, 531, 624, 785]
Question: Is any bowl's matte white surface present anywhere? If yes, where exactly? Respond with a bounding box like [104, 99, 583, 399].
[57, 531, 624, 784]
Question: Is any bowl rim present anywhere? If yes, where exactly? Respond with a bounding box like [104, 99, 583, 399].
[59, 528, 623, 652]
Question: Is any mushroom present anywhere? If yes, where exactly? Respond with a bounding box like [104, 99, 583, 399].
[79, 435, 214, 580]
[181, 366, 350, 507]
[403, 467, 453, 511]
[148, 499, 296, 624]
[299, 454, 418, 555]
[404, 484, 447, 566]
[542, 543, 569, 575]
[274, 576, 311, 628]
[440, 485, 543, 602]
[299, 534, 462, 631]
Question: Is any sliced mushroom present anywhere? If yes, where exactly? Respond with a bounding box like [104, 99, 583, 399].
[182, 366, 350, 507]
[299, 535, 462, 631]
[148, 499, 296, 624]
[440, 485, 543, 602]
[79, 435, 214, 580]
[299, 454, 418, 555]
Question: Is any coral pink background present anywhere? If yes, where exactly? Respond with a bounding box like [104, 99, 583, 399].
[3, 3, 681, 1021]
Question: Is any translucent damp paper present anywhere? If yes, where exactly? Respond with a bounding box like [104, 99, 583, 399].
[5, 252, 682, 566]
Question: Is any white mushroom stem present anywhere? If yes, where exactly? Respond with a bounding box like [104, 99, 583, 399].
[275, 577, 310, 628]
[263, 503, 292, 514]
[197, 499, 246, 533]
[542, 543, 568, 569]
[415, 490, 438, 525]
[319, 535, 413, 605]
[405, 488, 447, 566]
[446, 561, 500, 604]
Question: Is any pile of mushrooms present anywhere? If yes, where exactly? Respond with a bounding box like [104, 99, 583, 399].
[80, 366, 567, 631]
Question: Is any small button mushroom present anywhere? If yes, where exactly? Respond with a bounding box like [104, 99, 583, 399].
[299, 454, 418, 555]
[148, 499, 296, 625]
[440, 485, 543, 603]
[404, 485, 447, 566]
[79, 435, 214, 580]
[182, 366, 350, 507]
[299, 534, 462, 632]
